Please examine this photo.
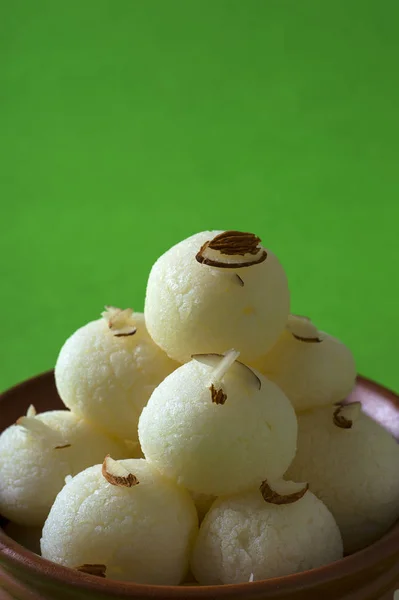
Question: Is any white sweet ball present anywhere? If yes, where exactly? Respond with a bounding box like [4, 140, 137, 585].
[191, 479, 343, 584]
[144, 230, 290, 364]
[252, 315, 356, 411]
[0, 408, 129, 526]
[286, 403, 399, 553]
[41, 458, 198, 584]
[139, 352, 297, 496]
[55, 308, 178, 440]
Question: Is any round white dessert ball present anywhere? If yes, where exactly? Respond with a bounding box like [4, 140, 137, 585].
[139, 352, 297, 496]
[286, 402, 399, 553]
[41, 458, 198, 584]
[191, 479, 343, 584]
[144, 230, 290, 364]
[252, 315, 356, 411]
[0, 409, 129, 526]
[55, 308, 178, 440]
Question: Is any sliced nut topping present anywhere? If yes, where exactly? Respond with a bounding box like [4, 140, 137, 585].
[292, 334, 321, 343]
[192, 352, 261, 391]
[26, 404, 37, 418]
[235, 274, 245, 287]
[287, 314, 321, 343]
[249, 573, 254, 583]
[210, 384, 227, 405]
[102, 455, 139, 487]
[260, 480, 309, 505]
[54, 443, 72, 450]
[16, 417, 65, 445]
[101, 306, 137, 337]
[210, 349, 241, 383]
[196, 231, 267, 269]
[208, 231, 262, 255]
[76, 564, 106, 578]
[290, 314, 311, 321]
[333, 402, 362, 429]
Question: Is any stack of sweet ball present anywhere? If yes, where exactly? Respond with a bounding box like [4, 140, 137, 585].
[1, 230, 399, 586]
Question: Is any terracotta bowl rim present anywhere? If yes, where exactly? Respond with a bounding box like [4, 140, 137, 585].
[0, 370, 398, 597]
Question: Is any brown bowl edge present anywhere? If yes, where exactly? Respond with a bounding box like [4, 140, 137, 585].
[0, 371, 398, 598]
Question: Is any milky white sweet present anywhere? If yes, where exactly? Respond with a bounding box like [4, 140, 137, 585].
[252, 315, 356, 411]
[41, 458, 198, 584]
[144, 230, 290, 364]
[55, 309, 178, 440]
[139, 352, 297, 496]
[191, 479, 343, 584]
[286, 403, 399, 552]
[0, 409, 129, 526]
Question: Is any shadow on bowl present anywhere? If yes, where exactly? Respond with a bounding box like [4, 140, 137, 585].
[0, 372, 398, 600]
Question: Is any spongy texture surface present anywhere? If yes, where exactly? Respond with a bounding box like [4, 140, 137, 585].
[41, 459, 198, 584]
[139, 359, 297, 495]
[252, 317, 356, 412]
[0, 410, 128, 526]
[286, 405, 399, 552]
[144, 231, 290, 364]
[55, 313, 178, 440]
[191, 480, 343, 584]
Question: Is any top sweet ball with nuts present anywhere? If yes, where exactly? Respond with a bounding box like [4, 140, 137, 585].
[144, 230, 290, 364]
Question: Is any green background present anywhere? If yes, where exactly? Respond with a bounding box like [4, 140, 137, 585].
[1, 0, 398, 394]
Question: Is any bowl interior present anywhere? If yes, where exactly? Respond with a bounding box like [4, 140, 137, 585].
[0, 372, 398, 600]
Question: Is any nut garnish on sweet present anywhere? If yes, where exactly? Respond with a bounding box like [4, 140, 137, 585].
[101, 306, 137, 337]
[260, 480, 309, 504]
[210, 384, 227, 405]
[333, 402, 362, 429]
[76, 564, 107, 577]
[196, 230, 267, 268]
[206, 350, 240, 405]
[208, 230, 261, 255]
[192, 349, 260, 405]
[16, 416, 66, 446]
[26, 404, 37, 418]
[292, 334, 321, 343]
[192, 351, 261, 392]
[286, 314, 321, 343]
[102, 455, 139, 487]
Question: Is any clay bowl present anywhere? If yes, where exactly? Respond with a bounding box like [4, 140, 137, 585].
[0, 372, 398, 600]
